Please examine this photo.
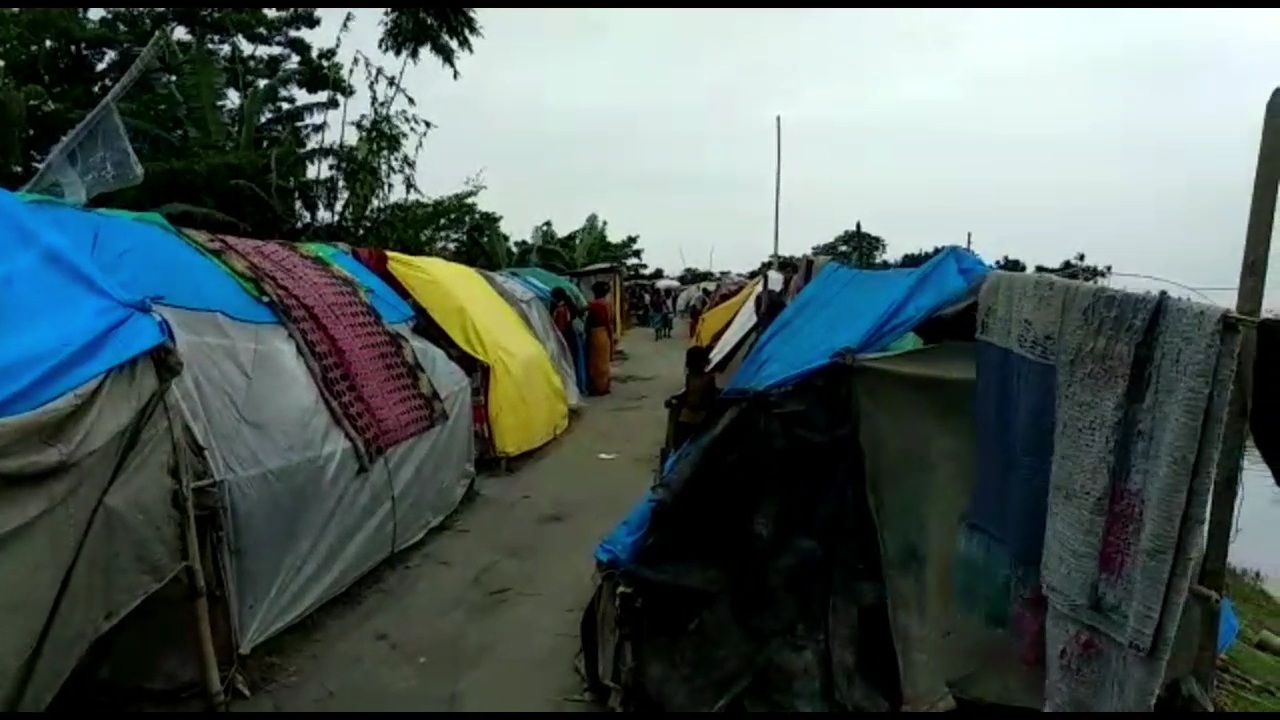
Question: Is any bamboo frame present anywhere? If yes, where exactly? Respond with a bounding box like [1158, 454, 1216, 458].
[1193, 87, 1280, 698]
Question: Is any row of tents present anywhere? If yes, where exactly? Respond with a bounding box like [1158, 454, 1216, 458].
[0, 189, 625, 710]
[583, 248, 1250, 711]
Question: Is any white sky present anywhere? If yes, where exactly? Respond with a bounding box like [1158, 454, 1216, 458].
[327, 9, 1280, 306]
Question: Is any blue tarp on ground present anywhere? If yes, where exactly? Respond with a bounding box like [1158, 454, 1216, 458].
[727, 247, 990, 393]
[20, 199, 414, 325]
[0, 191, 168, 417]
[595, 248, 991, 569]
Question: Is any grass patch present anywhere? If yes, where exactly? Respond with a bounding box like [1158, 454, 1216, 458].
[1217, 566, 1280, 711]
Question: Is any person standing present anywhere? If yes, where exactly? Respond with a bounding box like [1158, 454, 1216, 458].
[585, 281, 615, 395]
[673, 345, 718, 448]
[688, 287, 710, 340]
[650, 289, 667, 340]
[550, 288, 585, 393]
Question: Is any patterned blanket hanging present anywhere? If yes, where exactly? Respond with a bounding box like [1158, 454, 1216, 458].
[183, 231, 445, 468]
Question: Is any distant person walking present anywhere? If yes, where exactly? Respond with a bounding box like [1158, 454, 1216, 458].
[585, 281, 615, 395]
[688, 287, 711, 340]
[651, 289, 673, 340]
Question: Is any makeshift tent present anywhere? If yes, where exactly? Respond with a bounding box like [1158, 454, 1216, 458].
[504, 273, 590, 395]
[389, 254, 569, 457]
[585, 249, 1217, 711]
[707, 270, 785, 369]
[692, 279, 756, 348]
[158, 304, 473, 653]
[0, 191, 185, 711]
[596, 249, 989, 570]
[508, 266, 587, 308]
[4, 195, 478, 706]
[566, 263, 624, 341]
[482, 270, 583, 409]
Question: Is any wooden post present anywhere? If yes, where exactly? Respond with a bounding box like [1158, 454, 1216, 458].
[1193, 87, 1280, 697]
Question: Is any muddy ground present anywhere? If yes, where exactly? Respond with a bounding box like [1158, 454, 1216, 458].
[234, 325, 685, 712]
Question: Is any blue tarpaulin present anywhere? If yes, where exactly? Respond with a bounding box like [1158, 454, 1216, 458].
[507, 272, 552, 302]
[594, 432, 707, 567]
[0, 191, 168, 417]
[727, 247, 990, 393]
[595, 248, 990, 569]
[20, 199, 414, 325]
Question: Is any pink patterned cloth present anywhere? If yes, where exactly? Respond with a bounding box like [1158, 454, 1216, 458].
[185, 232, 444, 468]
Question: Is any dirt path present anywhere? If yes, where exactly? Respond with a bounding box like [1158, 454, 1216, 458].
[235, 325, 685, 712]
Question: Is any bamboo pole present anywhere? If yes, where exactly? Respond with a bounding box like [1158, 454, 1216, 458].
[1192, 87, 1280, 697]
[170, 403, 226, 711]
[182, 479, 226, 710]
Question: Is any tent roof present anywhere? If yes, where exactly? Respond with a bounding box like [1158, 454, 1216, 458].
[16, 196, 413, 326]
[728, 247, 989, 394]
[507, 267, 588, 307]
[0, 190, 167, 416]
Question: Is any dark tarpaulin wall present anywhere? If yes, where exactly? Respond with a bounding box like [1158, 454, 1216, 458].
[580, 369, 896, 711]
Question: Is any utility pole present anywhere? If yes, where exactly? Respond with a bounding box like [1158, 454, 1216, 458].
[773, 114, 782, 268]
[966, 231, 972, 251]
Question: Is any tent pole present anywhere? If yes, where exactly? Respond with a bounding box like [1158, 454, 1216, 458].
[1193, 87, 1280, 698]
[170, 400, 227, 711]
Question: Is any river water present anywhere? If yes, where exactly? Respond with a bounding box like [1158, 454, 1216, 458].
[1231, 449, 1279, 579]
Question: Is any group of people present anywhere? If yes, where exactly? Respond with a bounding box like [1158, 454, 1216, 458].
[632, 284, 714, 342]
[550, 281, 615, 397]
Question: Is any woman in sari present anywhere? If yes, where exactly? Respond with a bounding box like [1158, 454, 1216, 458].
[550, 288, 586, 393]
[585, 281, 615, 396]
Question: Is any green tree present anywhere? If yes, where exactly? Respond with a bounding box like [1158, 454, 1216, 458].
[1032, 252, 1111, 283]
[0, 8, 486, 246]
[893, 246, 947, 269]
[993, 255, 1028, 272]
[678, 267, 717, 285]
[511, 213, 647, 275]
[812, 221, 888, 268]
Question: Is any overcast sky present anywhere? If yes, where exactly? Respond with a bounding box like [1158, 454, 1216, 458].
[328, 9, 1280, 306]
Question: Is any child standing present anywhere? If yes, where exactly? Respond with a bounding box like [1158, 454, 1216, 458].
[673, 345, 718, 449]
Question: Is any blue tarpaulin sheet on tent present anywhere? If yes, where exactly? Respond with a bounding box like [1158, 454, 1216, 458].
[0, 192, 168, 417]
[507, 272, 552, 302]
[20, 199, 414, 325]
[727, 247, 990, 393]
[594, 247, 991, 569]
[594, 433, 705, 567]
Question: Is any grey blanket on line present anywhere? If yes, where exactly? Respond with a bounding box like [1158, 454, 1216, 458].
[980, 272, 1238, 711]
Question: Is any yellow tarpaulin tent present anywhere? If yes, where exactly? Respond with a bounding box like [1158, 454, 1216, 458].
[693, 278, 758, 348]
[387, 253, 569, 457]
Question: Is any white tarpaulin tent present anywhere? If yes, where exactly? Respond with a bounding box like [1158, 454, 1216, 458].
[159, 308, 476, 652]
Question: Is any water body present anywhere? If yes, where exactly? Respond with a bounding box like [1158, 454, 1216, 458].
[1230, 449, 1279, 581]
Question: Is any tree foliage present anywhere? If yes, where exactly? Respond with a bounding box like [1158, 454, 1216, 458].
[0, 8, 649, 274]
[800, 222, 1111, 283]
[811, 221, 887, 269]
[733, 225, 1109, 287]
